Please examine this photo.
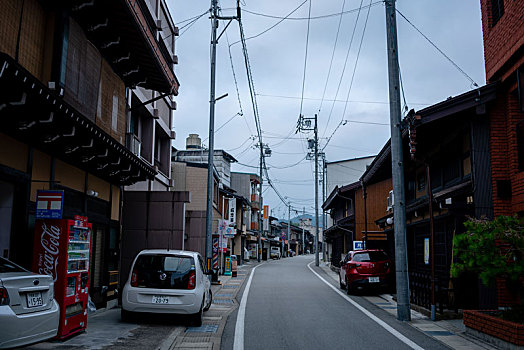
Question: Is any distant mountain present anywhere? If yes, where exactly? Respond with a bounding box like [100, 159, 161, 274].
[282, 214, 320, 226]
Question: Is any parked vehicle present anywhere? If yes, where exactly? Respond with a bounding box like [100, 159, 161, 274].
[339, 250, 391, 293]
[270, 247, 281, 259]
[121, 250, 212, 326]
[0, 257, 59, 349]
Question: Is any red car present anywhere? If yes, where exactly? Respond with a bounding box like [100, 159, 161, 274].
[339, 249, 392, 293]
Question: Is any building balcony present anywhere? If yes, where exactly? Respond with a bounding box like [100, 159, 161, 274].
[68, 0, 179, 94]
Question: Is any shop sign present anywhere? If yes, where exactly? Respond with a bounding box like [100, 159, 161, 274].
[36, 190, 64, 219]
[424, 238, 430, 264]
[228, 198, 236, 223]
[353, 241, 364, 250]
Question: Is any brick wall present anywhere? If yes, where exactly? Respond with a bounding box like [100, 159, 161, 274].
[481, 0, 524, 82]
[463, 309, 524, 346]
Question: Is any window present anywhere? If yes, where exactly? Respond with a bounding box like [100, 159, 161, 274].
[132, 254, 195, 289]
[111, 95, 119, 131]
[491, 0, 504, 26]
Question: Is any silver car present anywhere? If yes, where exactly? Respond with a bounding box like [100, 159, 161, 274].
[121, 250, 212, 326]
[0, 257, 59, 349]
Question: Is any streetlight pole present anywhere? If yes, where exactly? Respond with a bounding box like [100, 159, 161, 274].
[314, 114, 319, 267]
[258, 142, 263, 262]
[385, 0, 410, 321]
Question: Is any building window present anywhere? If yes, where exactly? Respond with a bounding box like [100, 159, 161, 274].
[491, 0, 504, 26]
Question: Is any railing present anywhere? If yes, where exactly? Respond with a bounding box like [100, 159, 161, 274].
[409, 271, 458, 314]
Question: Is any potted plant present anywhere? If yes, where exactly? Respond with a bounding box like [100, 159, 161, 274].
[451, 215, 524, 346]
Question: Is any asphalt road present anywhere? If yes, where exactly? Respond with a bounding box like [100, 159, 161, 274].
[223, 255, 448, 350]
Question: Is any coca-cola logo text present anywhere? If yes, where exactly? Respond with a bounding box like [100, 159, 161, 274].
[39, 222, 61, 282]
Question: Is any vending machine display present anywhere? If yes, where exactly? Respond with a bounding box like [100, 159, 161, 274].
[33, 217, 91, 339]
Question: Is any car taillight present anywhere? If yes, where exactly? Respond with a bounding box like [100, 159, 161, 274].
[188, 271, 196, 290]
[0, 287, 9, 305]
[131, 269, 138, 287]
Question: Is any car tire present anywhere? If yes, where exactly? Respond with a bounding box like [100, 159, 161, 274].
[203, 290, 212, 311]
[190, 301, 204, 327]
[345, 278, 351, 295]
[339, 275, 344, 289]
[121, 308, 134, 322]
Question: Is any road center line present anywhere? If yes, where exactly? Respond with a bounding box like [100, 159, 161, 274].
[307, 261, 424, 350]
[233, 263, 262, 350]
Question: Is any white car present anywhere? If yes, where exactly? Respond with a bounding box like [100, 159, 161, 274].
[0, 257, 59, 349]
[270, 247, 281, 259]
[121, 250, 212, 326]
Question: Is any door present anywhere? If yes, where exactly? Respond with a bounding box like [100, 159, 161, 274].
[0, 180, 14, 258]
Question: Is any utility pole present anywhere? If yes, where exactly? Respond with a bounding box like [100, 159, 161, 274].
[385, 0, 410, 321]
[258, 142, 263, 262]
[314, 114, 319, 267]
[287, 203, 291, 256]
[302, 207, 305, 254]
[321, 154, 326, 262]
[204, 0, 219, 269]
[205, 0, 240, 270]
[297, 114, 319, 266]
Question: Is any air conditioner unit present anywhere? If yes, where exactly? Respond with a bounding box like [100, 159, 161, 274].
[386, 190, 394, 212]
[126, 133, 141, 157]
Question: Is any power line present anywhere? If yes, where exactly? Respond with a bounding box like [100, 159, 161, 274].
[321, 0, 365, 140]
[299, 0, 312, 116]
[255, 93, 430, 106]
[318, 0, 346, 115]
[230, 1, 308, 46]
[242, 1, 382, 21]
[323, 0, 373, 151]
[396, 9, 478, 88]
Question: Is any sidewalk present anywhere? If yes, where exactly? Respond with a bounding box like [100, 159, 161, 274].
[318, 262, 498, 350]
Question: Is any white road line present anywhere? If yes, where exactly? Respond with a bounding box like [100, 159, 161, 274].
[307, 262, 424, 350]
[233, 263, 262, 350]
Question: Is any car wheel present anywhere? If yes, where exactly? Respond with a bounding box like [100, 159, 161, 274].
[345, 278, 351, 295]
[190, 301, 204, 327]
[121, 308, 134, 322]
[339, 274, 344, 289]
[203, 290, 212, 311]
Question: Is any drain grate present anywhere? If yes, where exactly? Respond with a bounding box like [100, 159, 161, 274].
[222, 285, 238, 289]
[216, 293, 233, 297]
[213, 299, 234, 304]
[186, 325, 219, 333]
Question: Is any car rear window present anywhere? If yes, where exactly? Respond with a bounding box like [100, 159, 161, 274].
[352, 251, 389, 262]
[0, 257, 27, 273]
[133, 254, 195, 289]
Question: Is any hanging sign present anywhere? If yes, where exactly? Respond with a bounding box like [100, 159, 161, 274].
[228, 198, 236, 224]
[36, 190, 64, 219]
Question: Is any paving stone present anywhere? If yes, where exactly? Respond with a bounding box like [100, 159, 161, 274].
[186, 325, 219, 333]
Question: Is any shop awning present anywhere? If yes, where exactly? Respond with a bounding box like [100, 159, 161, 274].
[0, 52, 156, 186]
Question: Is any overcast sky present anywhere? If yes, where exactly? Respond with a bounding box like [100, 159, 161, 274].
[166, 0, 486, 219]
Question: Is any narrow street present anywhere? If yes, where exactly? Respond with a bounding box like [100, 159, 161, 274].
[223, 256, 447, 350]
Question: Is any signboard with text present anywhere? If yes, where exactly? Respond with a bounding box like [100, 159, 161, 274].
[228, 198, 236, 224]
[36, 190, 64, 219]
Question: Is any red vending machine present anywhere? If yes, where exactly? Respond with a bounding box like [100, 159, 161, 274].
[33, 216, 91, 339]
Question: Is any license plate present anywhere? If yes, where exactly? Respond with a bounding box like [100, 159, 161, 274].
[152, 295, 169, 304]
[26, 292, 43, 308]
[368, 277, 380, 283]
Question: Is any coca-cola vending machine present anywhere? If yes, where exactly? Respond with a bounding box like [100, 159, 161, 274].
[33, 216, 91, 339]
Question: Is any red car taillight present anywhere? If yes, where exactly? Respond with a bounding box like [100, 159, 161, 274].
[188, 271, 196, 290]
[131, 269, 138, 287]
[0, 287, 9, 305]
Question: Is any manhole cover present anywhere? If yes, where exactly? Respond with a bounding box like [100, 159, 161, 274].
[186, 325, 219, 333]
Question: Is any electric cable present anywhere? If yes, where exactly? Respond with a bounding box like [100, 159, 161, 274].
[396, 9, 478, 88]
[256, 93, 429, 106]
[299, 0, 312, 117]
[323, 0, 373, 151]
[318, 0, 346, 115]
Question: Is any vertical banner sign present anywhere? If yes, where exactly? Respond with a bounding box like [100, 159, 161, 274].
[263, 205, 269, 219]
[424, 238, 430, 264]
[263, 205, 269, 231]
[228, 198, 236, 224]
